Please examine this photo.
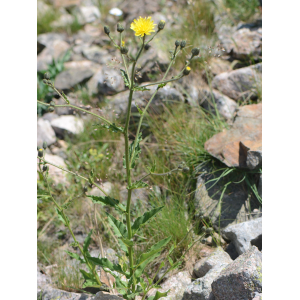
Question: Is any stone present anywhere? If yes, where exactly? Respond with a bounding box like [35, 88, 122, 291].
[211, 63, 262, 101]
[221, 218, 262, 255]
[43, 154, 68, 185]
[183, 263, 228, 300]
[50, 115, 84, 137]
[37, 118, 56, 148]
[89, 182, 113, 197]
[38, 285, 93, 300]
[204, 103, 262, 168]
[37, 265, 51, 293]
[51, 13, 75, 28]
[199, 89, 237, 120]
[37, 39, 70, 71]
[147, 271, 191, 300]
[217, 20, 262, 60]
[54, 65, 94, 90]
[42, 112, 59, 122]
[194, 163, 259, 228]
[119, 187, 149, 206]
[211, 246, 262, 299]
[93, 291, 123, 300]
[87, 66, 125, 96]
[82, 45, 111, 65]
[73, 6, 101, 25]
[225, 242, 239, 260]
[193, 247, 232, 279]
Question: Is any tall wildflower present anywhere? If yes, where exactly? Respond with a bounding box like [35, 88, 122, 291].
[130, 16, 156, 37]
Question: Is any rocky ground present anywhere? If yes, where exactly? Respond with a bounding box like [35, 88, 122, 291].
[37, 0, 262, 299]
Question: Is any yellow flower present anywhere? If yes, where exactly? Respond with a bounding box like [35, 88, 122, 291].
[186, 67, 191, 71]
[130, 16, 156, 37]
[122, 40, 125, 46]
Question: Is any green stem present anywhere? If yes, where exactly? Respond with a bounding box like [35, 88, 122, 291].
[139, 76, 183, 88]
[37, 100, 113, 126]
[138, 168, 179, 182]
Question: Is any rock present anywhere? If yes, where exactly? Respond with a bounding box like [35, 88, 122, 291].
[73, 6, 101, 25]
[37, 118, 56, 147]
[37, 39, 70, 71]
[89, 182, 113, 197]
[42, 112, 59, 122]
[183, 263, 228, 300]
[87, 66, 125, 96]
[37, 265, 52, 293]
[82, 46, 111, 65]
[37, 32, 67, 49]
[211, 63, 262, 101]
[54, 96, 91, 115]
[194, 163, 259, 228]
[147, 271, 191, 300]
[204, 103, 262, 168]
[50, 115, 84, 137]
[119, 187, 149, 206]
[93, 291, 123, 300]
[225, 242, 239, 260]
[221, 218, 262, 255]
[193, 247, 232, 279]
[43, 154, 68, 185]
[199, 89, 237, 120]
[217, 20, 262, 60]
[51, 12, 75, 29]
[202, 58, 232, 81]
[108, 83, 184, 116]
[54, 63, 95, 90]
[211, 246, 262, 299]
[89, 248, 118, 265]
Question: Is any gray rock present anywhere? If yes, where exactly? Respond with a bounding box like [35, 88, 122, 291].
[82, 46, 111, 65]
[212, 63, 262, 101]
[211, 246, 262, 300]
[194, 163, 259, 228]
[37, 265, 51, 293]
[37, 39, 70, 71]
[38, 285, 93, 300]
[183, 264, 228, 300]
[87, 66, 125, 96]
[51, 12, 75, 28]
[194, 247, 232, 278]
[50, 115, 84, 137]
[246, 150, 262, 170]
[221, 218, 262, 255]
[42, 112, 59, 122]
[89, 182, 113, 197]
[200, 89, 237, 120]
[37, 118, 56, 147]
[73, 5, 101, 24]
[225, 242, 239, 260]
[119, 187, 149, 206]
[148, 271, 191, 300]
[93, 291, 123, 300]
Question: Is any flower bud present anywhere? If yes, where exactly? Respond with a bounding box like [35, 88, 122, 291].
[44, 72, 50, 80]
[42, 79, 48, 85]
[50, 101, 55, 106]
[180, 40, 186, 49]
[183, 67, 191, 76]
[38, 148, 44, 158]
[191, 47, 200, 58]
[104, 26, 110, 35]
[144, 44, 151, 50]
[48, 106, 55, 112]
[120, 46, 128, 54]
[42, 165, 48, 172]
[158, 20, 165, 31]
[117, 23, 124, 32]
[175, 40, 180, 47]
[83, 186, 88, 193]
[43, 141, 47, 149]
[205, 227, 213, 234]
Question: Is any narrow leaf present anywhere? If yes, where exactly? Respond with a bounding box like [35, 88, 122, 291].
[131, 206, 164, 233]
[79, 269, 94, 280]
[106, 213, 128, 238]
[83, 229, 93, 254]
[87, 195, 126, 212]
[82, 279, 101, 289]
[65, 251, 85, 263]
[55, 207, 68, 226]
[148, 290, 170, 300]
[127, 181, 149, 190]
[120, 69, 130, 87]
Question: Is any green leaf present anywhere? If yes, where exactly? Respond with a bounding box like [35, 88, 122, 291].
[55, 207, 68, 226]
[86, 257, 129, 277]
[79, 269, 94, 280]
[120, 69, 130, 87]
[87, 195, 126, 212]
[131, 206, 164, 234]
[124, 133, 143, 169]
[106, 213, 128, 238]
[150, 160, 156, 173]
[168, 256, 174, 267]
[148, 290, 170, 300]
[121, 237, 134, 247]
[82, 279, 101, 289]
[61, 91, 70, 104]
[134, 237, 171, 277]
[133, 86, 150, 92]
[65, 250, 85, 263]
[135, 103, 144, 115]
[158, 82, 167, 89]
[118, 238, 129, 255]
[127, 180, 149, 190]
[101, 123, 124, 133]
[83, 229, 93, 254]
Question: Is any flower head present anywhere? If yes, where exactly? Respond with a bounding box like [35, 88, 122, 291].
[130, 16, 156, 37]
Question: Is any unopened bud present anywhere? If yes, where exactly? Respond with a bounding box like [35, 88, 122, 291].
[117, 23, 124, 32]
[44, 72, 50, 80]
[42, 165, 48, 172]
[38, 148, 44, 158]
[158, 20, 165, 31]
[83, 186, 88, 193]
[182, 166, 190, 172]
[144, 44, 151, 50]
[48, 106, 55, 112]
[42, 79, 48, 85]
[50, 101, 55, 106]
[205, 227, 213, 234]
[180, 40, 186, 49]
[175, 40, 180, 47]
[104, 26, 110, 35]
[120, 46, 128, 54]
[191, 47, 200, 58]
[43, 141, 47, 149]
[183, 67, 191, 76]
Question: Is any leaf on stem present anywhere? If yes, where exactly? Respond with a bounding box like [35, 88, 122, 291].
[131, 206, 164, 234]
[83, 229, 93, 254]
[65, 250, 85, 263]
[101, 123, 124, 133]
[82, 279, 101, 289]
[123, 133, 143, 169]
[79, 269, 94, 280]
[55, 207, 69, 226]
[120, 69, 130, 87]
[133, 86, 150, 92]
[127, 180, 149, 190]
[148, 290, 170, 300]
[87, 195, 126, 213]
[106, 213, 128, 238]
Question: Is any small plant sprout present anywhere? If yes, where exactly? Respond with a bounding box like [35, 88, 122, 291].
[37, 17, 200, 300]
